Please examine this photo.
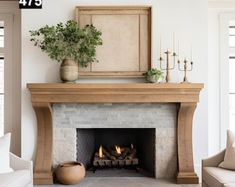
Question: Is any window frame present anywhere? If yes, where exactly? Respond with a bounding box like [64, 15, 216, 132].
[219, 13, 235, 148]
[0, 1, 21, 156]
[0, 56, 3, 136]
[0, 22, 4, 136]
[0, 14, 13, 137]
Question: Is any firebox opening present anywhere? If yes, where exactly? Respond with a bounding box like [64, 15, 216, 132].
[76, 128, 155, 177]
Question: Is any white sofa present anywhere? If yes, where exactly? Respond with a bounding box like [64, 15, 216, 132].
[202, 150, 235, 187]
[0, 153, 33, 187]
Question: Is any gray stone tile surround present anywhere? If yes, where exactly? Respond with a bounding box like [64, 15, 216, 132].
[53, 104, 178, 178]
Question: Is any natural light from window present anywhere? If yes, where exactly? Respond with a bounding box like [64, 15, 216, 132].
[0, 22, 3, 48]
[229, 21, 235, 132]
[0, 21, 4, 136]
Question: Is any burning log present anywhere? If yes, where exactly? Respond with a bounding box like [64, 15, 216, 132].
[93, 144, 139, 168]
[95, 146, 116, 160]
[118, 148, 130, 159]
[93, 157, 112, 167]
[107, 146, 133, 160]
[107, 147, 120, 158]
[103, 147, 116, 160]
[127, 148, 137, 160]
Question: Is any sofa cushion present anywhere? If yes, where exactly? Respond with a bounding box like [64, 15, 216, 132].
[203, 167, 235, 187]
[219, 130, 235, 170]
[0, 170, 31, 187]
[224, 184, 235, 187]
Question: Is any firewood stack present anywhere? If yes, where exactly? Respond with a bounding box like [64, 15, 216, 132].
[93, 145, 139, 167]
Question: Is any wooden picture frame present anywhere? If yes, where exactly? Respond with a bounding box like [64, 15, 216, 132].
[75, 6, 152, 77]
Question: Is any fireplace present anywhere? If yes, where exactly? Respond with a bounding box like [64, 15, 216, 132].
[53, 103, 177, 179]
[76, 128, 155, 176]
[27, 83, 203, 184]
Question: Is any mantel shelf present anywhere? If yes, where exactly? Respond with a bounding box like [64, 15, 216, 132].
[27, 83, 204, 103]
[27, 82, 204, 185]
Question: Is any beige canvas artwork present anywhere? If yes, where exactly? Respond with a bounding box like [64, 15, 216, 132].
[76, 6, 152, 77]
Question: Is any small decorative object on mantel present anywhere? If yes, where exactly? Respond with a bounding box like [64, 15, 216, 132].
[29, 20, 102, 83]
[144, 68, 163, 83]
[159, 33, 177, 83]
[55, 161, 85, 185]
[177, 46, 194, 83]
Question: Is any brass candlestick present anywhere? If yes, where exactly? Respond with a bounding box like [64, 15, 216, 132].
[159, 50, 177, 83]
[177, 59, 193, 83]
[159, 34, 177, 83]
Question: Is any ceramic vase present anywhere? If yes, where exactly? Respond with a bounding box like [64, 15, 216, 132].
[55, 161, 86, 185]
[60, 59, 78, 82]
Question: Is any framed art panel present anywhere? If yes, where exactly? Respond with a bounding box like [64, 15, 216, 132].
[75, 6, 152, 77]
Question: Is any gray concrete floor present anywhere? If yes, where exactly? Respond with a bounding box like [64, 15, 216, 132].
[34, 178, 201, 187]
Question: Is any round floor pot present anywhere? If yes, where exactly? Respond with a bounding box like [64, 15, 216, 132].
[60, 59, 79, 83]
[55, 161, 86, 185]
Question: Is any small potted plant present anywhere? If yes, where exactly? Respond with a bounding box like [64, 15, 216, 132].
[144, 68, 163, 83]
[30, 20, 102, 82]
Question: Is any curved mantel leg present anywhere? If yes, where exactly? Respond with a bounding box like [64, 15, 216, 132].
[177, 102, 199, 184]
[32, 102, 53, 185]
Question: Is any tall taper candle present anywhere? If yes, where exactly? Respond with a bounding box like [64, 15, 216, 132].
[160, 37, 162, 56]
[190, 45, 192, 62]
[178, 41, 180, 57]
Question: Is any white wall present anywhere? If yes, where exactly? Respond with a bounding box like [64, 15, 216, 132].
[208, 1, 235, 156]
[21, 0, 208, 174]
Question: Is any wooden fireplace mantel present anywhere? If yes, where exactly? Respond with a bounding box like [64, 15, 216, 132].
[27, 83, 204, 184]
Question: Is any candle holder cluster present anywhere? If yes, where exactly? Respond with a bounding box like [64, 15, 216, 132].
[158, 35, 194, 83]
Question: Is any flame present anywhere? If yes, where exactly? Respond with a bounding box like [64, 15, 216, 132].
[115, 145, 122, 155]
[99, 145, 103, 158]
[131, 144, 134, 149]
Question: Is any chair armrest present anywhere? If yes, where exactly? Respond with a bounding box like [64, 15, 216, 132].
[202, 149, 226, 167]
[10, 153, 33, 181]
[10, 153, 32, 171]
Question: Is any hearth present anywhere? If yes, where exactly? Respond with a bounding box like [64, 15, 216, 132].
[76, 128, 155, 177]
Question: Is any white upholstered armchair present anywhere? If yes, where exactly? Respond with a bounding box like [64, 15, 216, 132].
[0, 153, 33, 187]
[202, 150, 235, 187]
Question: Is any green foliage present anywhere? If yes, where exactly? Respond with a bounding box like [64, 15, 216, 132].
[30, 20, 102, 67]
[144, 68, 163, 81]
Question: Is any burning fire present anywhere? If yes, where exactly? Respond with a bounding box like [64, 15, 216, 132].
[115, 145, 122, 155]
[131, 144, 134, 149]
[99, 145, 103, 158]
